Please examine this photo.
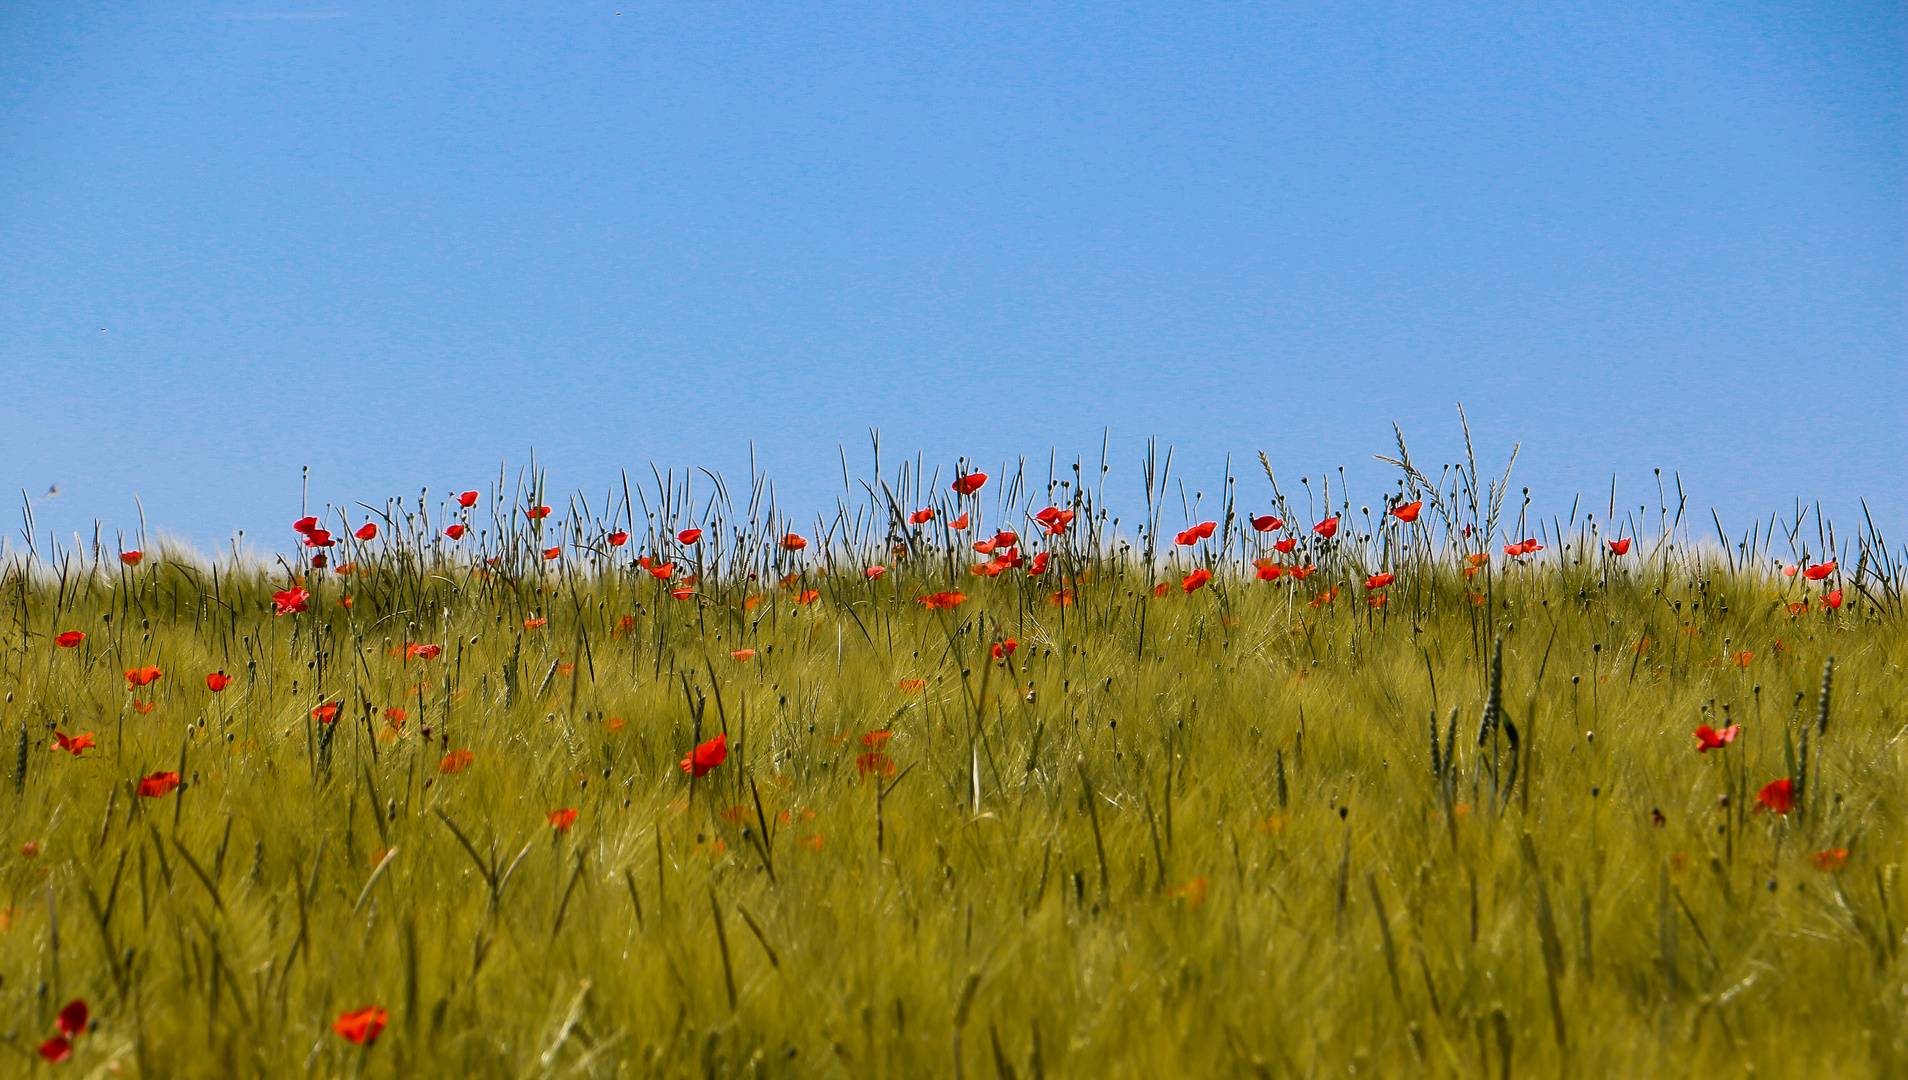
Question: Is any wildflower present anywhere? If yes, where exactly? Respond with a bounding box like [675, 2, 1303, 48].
[524, 618, 547, 629]
[333, 1006, 388, 1046]
[1250, 514, 1283, 531]
[613, 614, 635, 636]
[648, 562, 675, 580]
[1167, 877, 1209, 908]
[56, 1000, 87, 1039]
[862, 730, 892, 749]
[1312, 517, 1339, 538]
[1390, 502, 1422, 523]
[1608, 538, 1632, 555]
[972, 540, 997, 557]
[443, 524, 467, 540]
[909, 508, 935, 525]
[951, 473, 987, 495]
[671, 587, 696, 600]
[53, 731, 95, 756]
[125, 666, 163, 687]
[1782, 564, 1799, 577]
[272, 588, 310, 616]
[354, 523, 377, 541]
[303, 530, 335, 548]
[857, 752, 896, 780]
[729, 649, 757, 663]
[458, 491, 480, 507]
[1693, 724, 1739, 752]
[1364, 573, 1394, 590]
[1809, 848, 1850, 872]
[948, 513, 969, 529]
[406, 643, 442, 660]
[1256, 564, 1281, 581]
[312, 701, 341, 724]
[55, 631, 84, 647]
[1823, 589, 1844, 610]
[1153, 583, 1170, 598]
[294, 516, 319, 533]
[1309, 587, 1339, 608]
[384, 708, 407, 722]
[917, 591, 966, 610]
[1049, 589, 1075, 606]
[681, 732, 728, 777]
[1288, 565, 1315, 581]
[1755, 778, 1794, 815]
[1787, 601, 1809, 616]
[1028, 552, 1050, 574]
[1181, 568, 1213, 593]
[1175, 522, 1217, 545]
[310, 554, 329, 569]
[1804, 561, 1836, 580]
[1734, 652, 1753, 667]
[120, 551, 143, 566]
[798, 834, 824, 852]
[206, 672, 232, 691]
[137, 772, 181, 798]
[1036, 507, 1076, 533]
[1368, 595, 1387, 608]
[991, 639, 1018, 660]
[795, 590, 821, 605]
[132, 700, 155, 714]
[525, 505, 551, 520]
[866, 565, 887, 579]
[541, 547, 561, 560]
[38, 1038, 71, 1063]
[1273, 538, 1297, 554]
[781, 533, 807, 551]
[898, 679, 927, 692]
[993, 530, 1020, 548]
[607, 530, 628, 546]
[439, 750, 475, 774]
[548, 809, 579, 832]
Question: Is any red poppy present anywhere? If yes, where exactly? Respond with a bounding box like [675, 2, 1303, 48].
[1273, 538, 1297, 554]
[1804, 561, 1836, 580]
[524, 617, 548, 629]
[1309, 587, 1339, 608]
[1521, 539, 1544, 554]
[525, 506, 552, 520]
[312, 701, 341, 724]
[1809, 848, 1850, 872]
[125, 666, 163, 687]
[439, 750, 475, 774]
[648, 562, 675, 580]
[293, 516, 320, 534]
[1782, 564, 1799, 577]
[383, 707, 407, 723]
[547, 809, 579, 833]
[607, 531, 628, 546]
[1734, 651, 1753, 667]
[1028, 552, 1050, 574]
[899, 679, 928, 692]
[354, 523, 378, 541]
[1049, 589, 1076, 606]
[131, 700, 155, 714]
[1786, 601, 1810, 616]
[1153, 583, 1170, 598]
[138, 772, 181, 798]
[541, 547, 561, 560]
[1288, 565, 1316, 581]
[1181, 568, 1213, 593]
[310, 553, 329, 569]
[38, 1037, 71, 1063]
[1368, 595, 1387, 608]
[1823, 590, 1844, 610]
[1256, 564, 1282, 581]
[677, 528, 703, 545]
[1250, 514, 1283, 532]
[333, 1006, 388, 1046]
[991, 639, 1019, 660]
[671, 587, 696, 600]
[917, 591, 967, 610]
[55, 631, 84, 648]
[781, 533, 808, 551]
[1312, 518, 1339, 538]
[1166, 877, 1209, 909]
[866, 565, 887, 579]
[53, 731, 95, 756]
[972, 540, 997, 556]
[1036, 507, 1076, 533]
[1390, 502, 1422, 523]
[857, 752, 896, 780]
[681, 732, 728, 777]
[205, 671, 232, 691]
[1755, 778, 1794, 815]
[1608, 537, 1632, 555]
[949, 513, 970, 530]
[951, 473, 987, 496]
[1693, 724, 1739, 752]
[731, 648, 757, 661]
[862, 730, 892, 749]
[908, 508, 935, 525]
[1364, 573, 1394, 590]
[405, 643, 442, 660]
[120, 550, 143, 566]
[794, 590, 821, 605]
[55, 999, 87, 1039]
[273, 586, 311, 615]
[443, 524, 467, 540]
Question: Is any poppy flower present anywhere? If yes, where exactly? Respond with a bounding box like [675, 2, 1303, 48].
[354, 523, 378, 541]
[22, 841, 39, 857]
[1256, 564, 1282, 581]
[1823, 590, 1844, 610]
[1251, 514, 1283, 532]
[949, 513, 970, 530]
[310, 554, 329, 569]
[1786, 601, 1810, 616]
[406, 643, 442, 660]
[1309, 587, 1339, 608]
[1608, 538, 1632, 555]
[293, 516, 320, 534]
[606, 531, 628, 546]
[648, 562, 675, 580]
[1036, 507, 1076, 534]
[1521, 539, 1544, 554]
[1153, 583, 1170, 598]
[1273, 538, 1297, 554]
[1364, 573, 1394, 590]
[1288, 565, 1316, 581]
[972, 540, 997, 556]
[671, 587, 696, 600]
[731, 649, 756, 661]
[1028, 552, 1050, 574]
[1390, 502, 1422, 524]
[205, 671, 232, 691]
[1049, 589, 1076, 606]
[138, 772, 181, 798]
[677, 528, 703, 544]
[1312, 518, 1339, 538]
[1166, 877, 1209, 909]
[312, 701, 341, 724]
[439, 749, 475, 774]
[1181, 568, 1213, 593]
[908, 508, 935, 525]
[991, 639, 1019, 660]
[383, 707, 407, 724]
[131, 700, 155, 714]
[1755, 778, 1795, 815]
[1693, 724, 1739, 752]
[125, 666, 163, 687]
[53, 731, 95, 756]
[55, 1000, 86, 1039]
[304, 529, 338, 549]
[1734, 651, 1753, 667]
[862, 730, 892, 749]
[1809, 848, 1850, 872]
[547, 809, 579, 833]
[1367, 595, 1387, 608]
[795, 590, 821, 605]
[522, 617, 548, 630]
[781, 533, 807, 551]
[1781, 564, 1799, 577]
[38, 1037, 71, 1063]
[865, 565, 887, 579]
[681, 732, 728, 777]
[525, 506, 552, 520]
[443, 524, 467, 540]
[898, 679, 928, 692]
[856, 752, 896, 780]
[1804, 561, 1836, 580]
[542, 547, 561, 560]
[951, 473, 987, 496]
[917, 591, 967, 610]
[55, 631, 84, 648]
[452, 491, 478, 508]
[333, 1006, 388, 1046]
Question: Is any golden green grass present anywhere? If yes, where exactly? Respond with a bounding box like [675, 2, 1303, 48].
[0, 460, 1901, 1078]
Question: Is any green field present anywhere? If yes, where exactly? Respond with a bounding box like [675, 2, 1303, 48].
[1, 452, 1900, 1077]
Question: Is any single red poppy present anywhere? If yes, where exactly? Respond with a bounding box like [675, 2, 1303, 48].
[1735, 651, 1754, 667]
[1181, 568, 1213, 593]
[1166, 876, 1209, 909]
[270, 586, 310, 616]
[1028, 552, 1050, 574]
[293, 516, 319, 534]
[1755, 778, 1794, 815]
[731, 649, 756, 661]
[53, 731, 95, 756]
[1781, 564, 1799, 577]
[1273, 538, 1297, 554]
[525, 506, 552, 520]
[304, 530, 336, 548]
[781, 533, 808, 551]
[1823, 590, 1844, 610]
[1390, 502, 1422, 523]
[439, 749, 475, 774]
[898, 679, 928, 692]
[857, 751, 896, 780]
[206, 671, 232, 691]
[865, 565, 886, 579]
[1693, 724, 1739, 752]
[1152, 583, 1170, 598]
[1256, 564, 1281, 581]
[524, 617, 548, 629]
[1309, 586, 1339, 608]
[1251, 514, 1283, 532]
[948, 513, 970, 530]
[548, 809, 579, 832]
[333, 1006, 388, 1046]
[131, 700, 155, 714]
[120, 551, 143, 566]
[607, 531, 628, 546]
[1809, 848, 1850, 872]
[991, 530, 1017, 549]
[681, 732, 728, 777]
[917, 591, 966, 610]
[354, 523, 377, 541]
[1804, 561, 1836, 580]
[648, 562, 675, 580]
[55, 999, 87, 1039]
[443, 524, 467, 540]
[671, 587, 696, 600]
[1368, 595, 1387, 608]
[1365, 573, 1394, 590]
[973, 540, 997, 556]
[862, 730, 892, 749]
[1608, 537, 1632, 555]
[1312, 518, 1339, 538]
[55, 631, 84, 648]
[457, 491, 480, 507]
[310, 554, 329, 569]
[1521, 539, 1544, 554]
[1049, 589, 1076, 606]
[125, 666, 163, 687]
[951, 473, 987, 496]
[406, 643, 442, 660]
[1786, 601, 1810, 616]
[1289, 565, 1316, 580]
[138, 772, 181, 798]
[991, 639, 1019, 660]
[908, 508, 935, 525]
[795, 590, 821, 605]
[677, 528, 703, 544]
[312, 701, 341, 724]
[541, 547, 561, 560]
[383, 707, 407, 723]
[38, 1037, 71, 1063]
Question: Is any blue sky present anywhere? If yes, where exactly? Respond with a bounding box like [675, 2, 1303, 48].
[2, 1, 1900, 556]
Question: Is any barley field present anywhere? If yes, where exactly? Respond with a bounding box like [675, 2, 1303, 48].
[2, 442, 1901, 1078]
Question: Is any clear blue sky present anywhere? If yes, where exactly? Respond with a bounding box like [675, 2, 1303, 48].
[3, 1, 1901, 556]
